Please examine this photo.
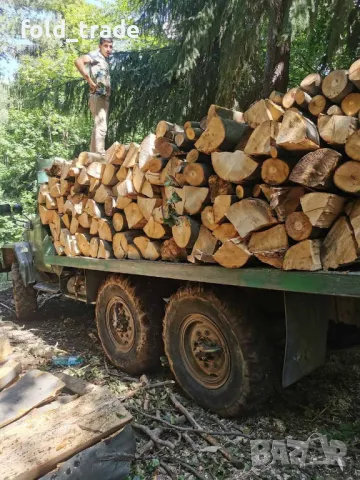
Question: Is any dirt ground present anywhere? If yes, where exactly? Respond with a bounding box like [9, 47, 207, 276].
[1, 284, 360, 480]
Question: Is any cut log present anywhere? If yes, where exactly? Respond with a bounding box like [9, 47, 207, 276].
[139, 134, 157, 171]
[156, 121, 183, 140]
[300, 192, 346, 228]
[183, 163, 213, 186]
[318, 115, 358, 145]
[183, 186, 209, 215]
[113, 170, 136, 198]
[188, 225, 218, 264]
[38, 184, 49, 204]
[172, 216, 201, 248]
[124, 203, 147, 229]
[97, 240, 114, 259]
[89, 237, 99, 258]
[105, 141, 121, 165]
[300, 73, 322, 95]
[123, 142, 140, 168]
[175, 133, 194, 150]
[195, 116, 250, 153]
[144, 216, 170, 239]
[211, 151, 259, 184]
[78, 151, 104, 166]
[270, 186, 306, 222]
[235, 185, 253, 199]
[89, 177, 101, 194]
[112, 212, 128, 232]
[49, 181, 61, 198]
[56, 196, 65, 214]
[269, 91, 285, 106]
[46, 158, 69, 176]
[327, 105, 344, 115]
[152, 205, 166, 224]
[282, 87, 300, 109]
[113, 231, 142, 259]
[349, 58, 360, 89]
[62, 214, 71, 229]
[156, 141, 180, 159]
[201, 206, 218, 231]
[346, 199, 360, 248]
[134, 237, 161, 260]
[213, 239, 252, 268]
[212, 223, 238, 243]
[138, 197, 163, 220]
[145, 171, 164, 186]
[93, 184, 112, 203]
[128, 244, 142, 260]
[184, 121, 201, 130]
[77, 168, 90, 187]
[345, 130, 360, 161]
[116, 165, 128, 182]
[289, 148, 342, 189]
[98, 218, 116, 242]
[133, 165, 145, 193]
[249, 224, 288, 269]
[322, 216, 358, 270]
[104, 196, 117, 217]
[101, 164, 118, 186]
[87, 162, 105, 179]
[90, 218, 99, 235]
[185, 150, 211, 164]
[159, 157, 186, 186]
[141, 179, 159, 198]
[185, 127, 203, 142]
[276, 110, 320, 151]
[49, 223, 60, 242]
[308, 95, 330, 116]
[114, 143, 130, 164]
[243, 99, 272, 128]
[60, 179, 74, 196]
[116, 196, 132, 210]
[45, 194, 57, 210]
[59, 228, 71, 247]
[208, 175, 234, 202]
[213, 195, 237, 224]
[148, 157, 168, 173]
[322, 70, 354, 103]
[78, 212, 91, 229]
[285, 212, 321, 241]
[244, 120, 280, 157]
[261, 158, 291, 186]
[341, 93, 360, 117]
[77, 233, 92, 257]
[70, 216, 87, 235]
[85, 199, 105, 219]
[207, 104, 245, 125]
[160, 238, 188, 262]
[226, 199, 277, 238]
[295, 90, 312, 109]
[334, 161, 360, 194]
[283, 239, 322, 271]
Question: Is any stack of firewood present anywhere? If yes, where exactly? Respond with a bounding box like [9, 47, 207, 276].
[38, 59, 360, 271]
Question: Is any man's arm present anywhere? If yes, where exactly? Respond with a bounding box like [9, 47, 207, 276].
[74, 54, 97, 92]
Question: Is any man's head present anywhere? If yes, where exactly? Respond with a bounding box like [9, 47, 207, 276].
[99, 37, 113, 58]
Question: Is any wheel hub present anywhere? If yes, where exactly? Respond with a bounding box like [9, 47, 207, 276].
[106, 296, 135, 353]
[180, 314, 230, 389]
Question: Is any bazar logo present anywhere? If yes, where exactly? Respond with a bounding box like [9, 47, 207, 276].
[21, 19, 140, 42]
[250, 435, 346, 468]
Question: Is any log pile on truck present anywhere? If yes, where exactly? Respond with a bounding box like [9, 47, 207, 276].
[38, 59, 360, 271]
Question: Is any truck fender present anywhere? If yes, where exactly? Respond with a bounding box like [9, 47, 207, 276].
[13, 242, 36, 286]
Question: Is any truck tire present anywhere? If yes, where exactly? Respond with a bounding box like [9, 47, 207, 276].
[11, 262, 37, 320]
[96, 275, 163, 375]
[163, 285, 273, 417]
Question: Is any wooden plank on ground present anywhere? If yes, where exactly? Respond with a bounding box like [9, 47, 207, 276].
[0, 369, 65, 428]
[0, 360, 22, 390]
[0, 389, 132, 480]
[55, 372, 95, 396]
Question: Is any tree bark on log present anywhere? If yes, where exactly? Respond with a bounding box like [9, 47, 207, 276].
[160, 238, 188, 262]
[300, 192, 346, 228]
[283, 239, 322, 271]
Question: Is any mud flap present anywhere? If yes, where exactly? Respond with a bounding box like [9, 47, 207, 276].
[14, 242, 36, 286]
[282, 292, 334, 387]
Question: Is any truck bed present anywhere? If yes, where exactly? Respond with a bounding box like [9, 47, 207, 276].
[44, 254, 360, 298]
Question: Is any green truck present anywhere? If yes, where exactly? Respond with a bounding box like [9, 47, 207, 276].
[1, 159, 360, 417]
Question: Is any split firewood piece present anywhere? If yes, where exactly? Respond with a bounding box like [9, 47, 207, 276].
[144, 216, 171, 239]
[161, 238, 188, 262]
[345, 200, 360, 247]
[243, 99, 272, 128]
[164, 186, 185, 215]
[49, 223, 60, 242]
[261, 158, 291, 186]
[68, 165, 81, 178]
[123, 142, 140, 168]
[208, 175, 234, 202]
[59, 228, 71, 247]
[113, 231, 142, 259]
[56, 196, 65, 214]
[195, 117, 250, 153]
[276, 110, 320, 151]
[84, 199, 105, 219]
[327, 105, 344, 115]
[186, 150, 211, 164]
[124, 203, 147, 229]
[60, 179, 74, 196]
[159, 157, 186, 186]
[141, 179, 159, 198]
[249, 224, 288, 269]
[128, 244, 142, 260]
[349, 58, 360, 89]
[155, 141, 180, 159]
[45, 194, 57, 210]
[101, 164, 118, 186]
[54, 241, 65, 256]
[63, 199, 75, 216]
[235, 185, 253, 199]
[265, 100, 285, 121]
[334, 161, 360, 194]
[283, 239, 322, 271]
[183, 163, 213, 187]
[322, 216, 358, 270]
[226, 199, 277, 238]
[49, 180, 61, 198]
[156, 121, 183, 140]
[64, 234, 81, 257]
[77, 233, 92, 257]
[285, 212, 321, 242]
[113, 212, 128, 232]
[77, 152, 104, 166]
[46, 157, 69, 176]
[113, 170, 136, 198]
[201, 206, 218, 231]
[244, 120, 280, 157]
[322, 70, 354, 104]
[105, 141, 120, 165]
[207, 104, 245, 125]
[98, 218, 116, 242]
[188, 226, 218, 264]
[212, 223, 238, 244]
[341, 93, 360, 117]
[89, 237, 99, 258]
[300, 73, 322, 95]
[172, 216, 201, 248]
[134, 236, 161, 260]
[62, 214, 71, 229]
[345, 130, 360, 161]
[116, 165, 128, 182]
[213, 195, 237, 224]
[78, 212, 91, 229]
[176, 132, 195, 150]
[114, 143, 130, 165]
[152, 205, 166, 224]
[90, 218, 99, 235]
[138, 134, 157, 172]
[183, 186, 209, 215]
[104, 196, 117, 217]
[97, 240, 114, 259]
[213, 238, 252, 268]
[295, 90, 312, 109]
[89, 177, 101, 194]
[38, 184, 49, 204]
[300, 192, 346, 228]
[282, 87, 300, 109]
[77, 168, 90, 187]
[145, 171, 164, 186]
[133, 165, 145, 193]
[138, 197, 163, 220]
[70, 216, 87, 235]
[92, 184, 112, 204]
[318, 115, 358, 146]
[211, 151, 259, 184]
[269, 91, 285, 106]
[87, 162, 106, 179]
[269, 186, 306, 222]
[60, 163, 71, 180]
[116, 196, 132, 210]
[308, 95, 330, 116]
[148, 157, 168, 173]
[289, 148, 342, 189]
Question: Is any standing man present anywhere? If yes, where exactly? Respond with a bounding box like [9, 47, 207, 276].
[74, 37, 113, 154]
